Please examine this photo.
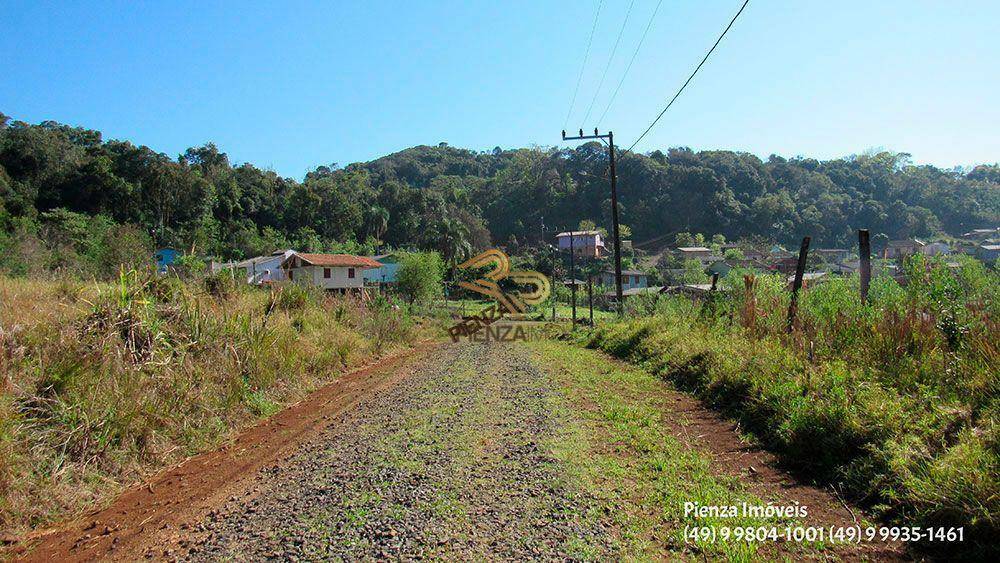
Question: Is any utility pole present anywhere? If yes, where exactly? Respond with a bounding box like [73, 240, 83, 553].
[550, 243, 557, 322]
[562, 128, 623, 313]
[569, 231, 577, 324]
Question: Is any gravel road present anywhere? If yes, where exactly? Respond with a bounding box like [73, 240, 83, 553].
[181, 342, 609, 561]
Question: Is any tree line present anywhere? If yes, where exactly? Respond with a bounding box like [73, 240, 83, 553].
[1, 112, 997, 278]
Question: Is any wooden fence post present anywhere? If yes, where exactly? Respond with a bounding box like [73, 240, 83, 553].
[588, 275, 594, 326]
[858, 229, 871, 305]
[786, 236, 811, 333]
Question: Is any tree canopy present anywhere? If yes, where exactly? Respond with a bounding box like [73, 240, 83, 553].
[1, 113, 996, 278]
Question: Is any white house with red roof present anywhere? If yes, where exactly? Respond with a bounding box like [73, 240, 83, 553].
[284, 253, 383, 291]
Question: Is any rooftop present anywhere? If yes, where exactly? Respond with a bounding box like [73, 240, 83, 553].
[293, 253, 383, 268]
[556, 230, 602, 237]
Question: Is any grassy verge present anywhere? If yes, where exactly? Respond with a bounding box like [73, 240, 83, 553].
[531, 341, 824, 561]
[0, 271, 417, 537]
[583, 256, 998, 557]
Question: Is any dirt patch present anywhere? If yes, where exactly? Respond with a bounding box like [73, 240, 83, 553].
[12, 342, 436, 562]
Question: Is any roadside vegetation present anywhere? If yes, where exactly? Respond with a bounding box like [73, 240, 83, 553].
[530, 341, 827, 561]
[584, 254, 998, 554]
[0, 270, 416, 537]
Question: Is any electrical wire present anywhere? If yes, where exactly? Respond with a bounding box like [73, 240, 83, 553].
[563, 0, 604, 130]
[596, 0, 663, 128]
[580, 0, 635, 127]
[626, 0, 750, 153]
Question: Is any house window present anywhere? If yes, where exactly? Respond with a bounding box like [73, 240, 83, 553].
[348, 268, 355, 279]
[324, 268, 331, 279]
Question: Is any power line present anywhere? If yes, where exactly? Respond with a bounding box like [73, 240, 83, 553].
[626, 0, 750, 153]
[596, 0, 663, 128]
[563, 0, 604, 130]
[580, 0, 635, 127]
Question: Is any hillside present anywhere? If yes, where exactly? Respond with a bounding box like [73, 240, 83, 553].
[1, 113, 997, 277]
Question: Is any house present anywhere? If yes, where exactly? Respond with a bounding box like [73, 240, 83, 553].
[598, 269, 648, 290]
[556, 231, 606, 257]
[235, 250, 295, 284]
[885, 239, 925, 259]
[771, 256, 800, 274]
[977, 244, 1000, 263]
[921, 242, 951, 256]
[364, 252, 402, 284]
[961, 228, 999, 241]
[154, 248, 179, 274]
[675, 246, 722, 266]
[285, 253, 383, 291]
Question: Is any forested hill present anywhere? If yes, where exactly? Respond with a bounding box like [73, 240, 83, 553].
[1, 113, 998, 274]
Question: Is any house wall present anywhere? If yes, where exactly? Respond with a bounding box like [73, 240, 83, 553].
[245, 256, 288, 283]
[289, 266, 365, 289]
[364, 262, 400, 283]
[599, 273, 647, 290]
[557, 234, 604, 257]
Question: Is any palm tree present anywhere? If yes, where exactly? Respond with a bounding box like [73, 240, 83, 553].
[429, 217, 472, 270]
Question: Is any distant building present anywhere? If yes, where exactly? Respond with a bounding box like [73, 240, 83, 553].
[675, 247, 721, 265]
[961, 228, 999, 241]
[154, 248, 179, 274]
[214, 249, 295, 284]
[599, 269, 647, 290]
[364, 252, 402, 284]
[921, 242, 951, 256]
[556, 231, 606, 257]
[885, 239, 926, 259]
[285, 253, 383, 291]
[977, 244, 1000, 263]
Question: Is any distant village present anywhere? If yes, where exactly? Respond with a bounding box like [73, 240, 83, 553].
[151, 226, 1000, 304]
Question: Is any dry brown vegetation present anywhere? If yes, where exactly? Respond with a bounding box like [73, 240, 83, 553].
[0, 271, 416, 537]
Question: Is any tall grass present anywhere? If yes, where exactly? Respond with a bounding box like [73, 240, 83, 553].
[587, 255, 999, 552]
[0, 270, 415, 535]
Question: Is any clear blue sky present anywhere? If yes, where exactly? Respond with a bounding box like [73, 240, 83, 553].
[2, 1, 997, 179]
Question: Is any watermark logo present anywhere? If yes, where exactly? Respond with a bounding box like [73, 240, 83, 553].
[448, 249, 551, 342]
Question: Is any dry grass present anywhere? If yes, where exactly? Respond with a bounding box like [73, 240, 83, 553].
[0, 271, 416, 536]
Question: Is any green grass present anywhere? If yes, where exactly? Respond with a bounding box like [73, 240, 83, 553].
[582, 255, 998, 557]
[531, 341, 820, 561]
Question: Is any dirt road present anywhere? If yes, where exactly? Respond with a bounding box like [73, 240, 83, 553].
[19, 340, 903, 561]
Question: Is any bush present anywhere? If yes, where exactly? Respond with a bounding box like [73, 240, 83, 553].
[396, 251, 444, 305]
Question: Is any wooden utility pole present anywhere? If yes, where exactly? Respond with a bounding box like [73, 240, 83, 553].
[569, 232, 577, 324]
[786, 236, 811, 333]
[550, 243, 557, 322]
[858, 229, 871, 305]
[562, 128, 623, 314]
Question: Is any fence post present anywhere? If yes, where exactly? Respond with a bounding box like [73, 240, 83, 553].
[786, 236, 811, 333]
[858, 229, 871, 305]
[588, 275, 594, 326]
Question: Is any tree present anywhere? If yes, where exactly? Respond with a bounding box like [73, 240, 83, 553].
[396, 251, 444, 304]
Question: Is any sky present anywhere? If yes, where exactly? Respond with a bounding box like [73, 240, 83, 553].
[2, 1, 998, 179]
